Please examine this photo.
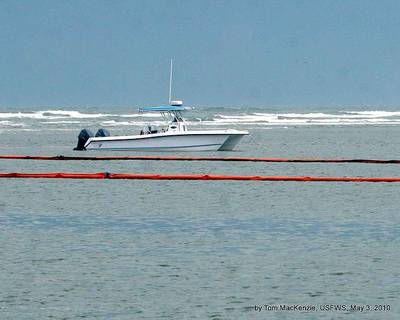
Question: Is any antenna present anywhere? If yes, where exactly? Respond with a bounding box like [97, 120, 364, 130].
[168, 58, 173, 104]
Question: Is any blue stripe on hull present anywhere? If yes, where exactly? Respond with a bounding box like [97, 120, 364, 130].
[88, 143, 222, 151]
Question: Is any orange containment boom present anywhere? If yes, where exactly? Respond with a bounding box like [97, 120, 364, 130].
[1, 172, 400, 182]
[0, 154, 400, 164]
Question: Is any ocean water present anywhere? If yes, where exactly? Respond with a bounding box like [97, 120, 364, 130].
[0, 106, 400, 319]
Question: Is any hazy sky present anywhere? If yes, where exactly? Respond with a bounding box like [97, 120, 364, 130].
[1, 0, 400, 107]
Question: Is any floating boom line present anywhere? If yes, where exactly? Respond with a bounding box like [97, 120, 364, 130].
[1, 172, 400, 182]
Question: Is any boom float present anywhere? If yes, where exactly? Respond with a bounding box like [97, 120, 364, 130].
[0, 154, 400, 164]
[1, 172, 400, 182]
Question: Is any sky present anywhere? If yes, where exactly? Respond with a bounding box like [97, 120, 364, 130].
[1, 0, 400, 108]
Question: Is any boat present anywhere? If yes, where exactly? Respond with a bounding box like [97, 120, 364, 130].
[74, 61, 248, 152]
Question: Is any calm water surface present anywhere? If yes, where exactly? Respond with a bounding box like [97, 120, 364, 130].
[0, 107, 399, 319]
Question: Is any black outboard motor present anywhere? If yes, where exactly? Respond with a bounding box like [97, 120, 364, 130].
[74, 129, 94, 151]
[95, 128, 110, 137]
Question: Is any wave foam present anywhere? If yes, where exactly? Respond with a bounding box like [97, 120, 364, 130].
[0, 110, 112, 119]
[1, 109, 400, 130]
[212, 110, 400, 126]
[0, 110, 162, 120]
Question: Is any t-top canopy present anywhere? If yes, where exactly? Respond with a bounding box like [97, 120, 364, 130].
[139, 105, 192, 112]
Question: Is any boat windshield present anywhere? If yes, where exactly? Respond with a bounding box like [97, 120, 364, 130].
[160, 110, 184, 122]
[138, 105, 191, 134]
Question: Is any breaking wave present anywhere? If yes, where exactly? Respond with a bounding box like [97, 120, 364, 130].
[1, 109, 400, 131]
[207, 110, 400, 126]
[0, 110, 161, 120]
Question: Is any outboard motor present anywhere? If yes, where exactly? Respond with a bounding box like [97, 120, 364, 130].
[74, 129, 94, 151]
[95, 128, 110, 137]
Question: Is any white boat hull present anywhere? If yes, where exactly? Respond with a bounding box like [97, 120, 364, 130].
[84, 130, 248, 151]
